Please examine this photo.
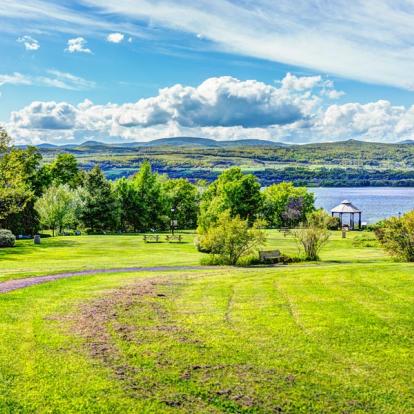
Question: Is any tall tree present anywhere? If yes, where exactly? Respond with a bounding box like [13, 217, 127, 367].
[0, 145, 47, 233]
[198, 167, 262, 231]
[0, 129, 42, 227]
[48, 153, 80, 187]
[0, 126, 11, 153]
[114, 177, 141, 232]
[262, 182, 315, 228]
[35, 184, 78, 236]
[79, 166, 118, 233]
[131, 161, 166, 231]
[162, 178, 199, 229]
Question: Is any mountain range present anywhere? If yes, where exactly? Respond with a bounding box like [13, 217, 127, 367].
[22, 136, 414, 150]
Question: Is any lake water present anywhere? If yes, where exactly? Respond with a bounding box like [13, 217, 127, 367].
[310, 187, 414, 223]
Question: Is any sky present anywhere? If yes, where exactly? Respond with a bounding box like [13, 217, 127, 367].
[1, 0, 414, 145]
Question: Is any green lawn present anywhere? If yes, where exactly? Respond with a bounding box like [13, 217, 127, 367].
[0, 232, 413, 413]
[0, 233, 202, 281]
[0, 230, 384, 282]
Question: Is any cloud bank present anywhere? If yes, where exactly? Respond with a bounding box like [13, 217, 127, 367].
[6, 74, 414, 145]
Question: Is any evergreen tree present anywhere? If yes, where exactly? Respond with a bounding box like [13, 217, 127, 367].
[79, 166, 118, 232]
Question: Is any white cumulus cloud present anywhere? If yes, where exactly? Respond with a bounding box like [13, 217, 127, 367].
[17, 35, 40, 51]
[106, 32, 124, 43]
[65, 37, 92, 54]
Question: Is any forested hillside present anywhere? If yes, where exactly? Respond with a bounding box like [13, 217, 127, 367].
[35, 137, 414, 186]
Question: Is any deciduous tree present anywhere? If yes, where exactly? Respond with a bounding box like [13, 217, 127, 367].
[35, 184, 79, 236]
[198, 167, 262, 231]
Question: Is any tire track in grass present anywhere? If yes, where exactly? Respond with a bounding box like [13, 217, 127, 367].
[224, 285, 235, 325]
[272, 277, 374, 379]
[273, 280, 309, 334]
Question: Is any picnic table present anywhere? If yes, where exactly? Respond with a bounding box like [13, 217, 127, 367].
[165, 234, 183, 243]
[143, 234, 160, 243]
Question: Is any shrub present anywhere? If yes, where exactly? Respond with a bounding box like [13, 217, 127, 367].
[292, 210, 330, 261]
[375, 211, 414, 261]
[0, 229, 16, 247]
[198, 211, 266, 266]
[326, 215, 341, 230]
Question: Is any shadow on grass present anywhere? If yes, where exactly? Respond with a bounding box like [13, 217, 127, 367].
[0, 240, 81, 259]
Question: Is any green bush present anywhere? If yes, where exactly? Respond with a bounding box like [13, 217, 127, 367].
[0, 229, 16, 247]
[292, 210, 331, 261]
[326, 215, 341, 230]
[375, 211, 414, 261]
[198, 211, 266, 266]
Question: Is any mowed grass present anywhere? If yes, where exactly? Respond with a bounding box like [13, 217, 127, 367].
[0, 233, 203, 281]
[0, 231, 412, 412]
[0, 230, 384, 281]
[0, 263, 413, 413]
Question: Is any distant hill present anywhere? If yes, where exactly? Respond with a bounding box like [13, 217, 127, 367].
[399, 139, 414, 145]
[143, 137, 220, 147]
[139, 137, 288, 148]
[78, 140, 107, 147]
[32, 136, 289, 150]
[37, 143, 58, 149]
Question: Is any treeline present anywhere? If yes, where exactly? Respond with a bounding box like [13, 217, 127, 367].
[0, 128, 317, 235]
[138, 166, 414, 187]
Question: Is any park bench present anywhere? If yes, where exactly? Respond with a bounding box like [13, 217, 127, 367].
[259, 250, 282, 263]
[143, 234, 160, 243]
[165, 234, 183, 243]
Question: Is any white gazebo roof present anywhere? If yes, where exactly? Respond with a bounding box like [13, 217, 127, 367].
[331, 200, 361, 214]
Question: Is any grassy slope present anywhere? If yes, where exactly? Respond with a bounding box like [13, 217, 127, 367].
[0, 265, 413, 413]
[0, 232, 413, 412]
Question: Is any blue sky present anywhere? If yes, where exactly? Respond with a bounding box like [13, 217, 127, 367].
[1, 0, 414, 144]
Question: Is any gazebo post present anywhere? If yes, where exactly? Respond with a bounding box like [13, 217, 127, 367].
[358, 212, 362, 229]
[350, 213, 354, 230]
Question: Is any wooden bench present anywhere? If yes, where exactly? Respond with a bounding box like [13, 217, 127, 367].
[259, 250, 281, 263]
[143, 234, 160, 243]
[165, 234, 183, 243]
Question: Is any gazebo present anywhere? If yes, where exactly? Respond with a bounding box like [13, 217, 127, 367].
[331, 200, 362, 230]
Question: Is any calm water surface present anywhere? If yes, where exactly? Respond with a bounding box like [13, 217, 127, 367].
[310, 187, 414, 223]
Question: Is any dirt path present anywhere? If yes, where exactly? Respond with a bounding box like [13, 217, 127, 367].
[0, 266, 209, 294]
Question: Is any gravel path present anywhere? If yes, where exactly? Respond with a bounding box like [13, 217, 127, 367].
[0, 266, 210, 294]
